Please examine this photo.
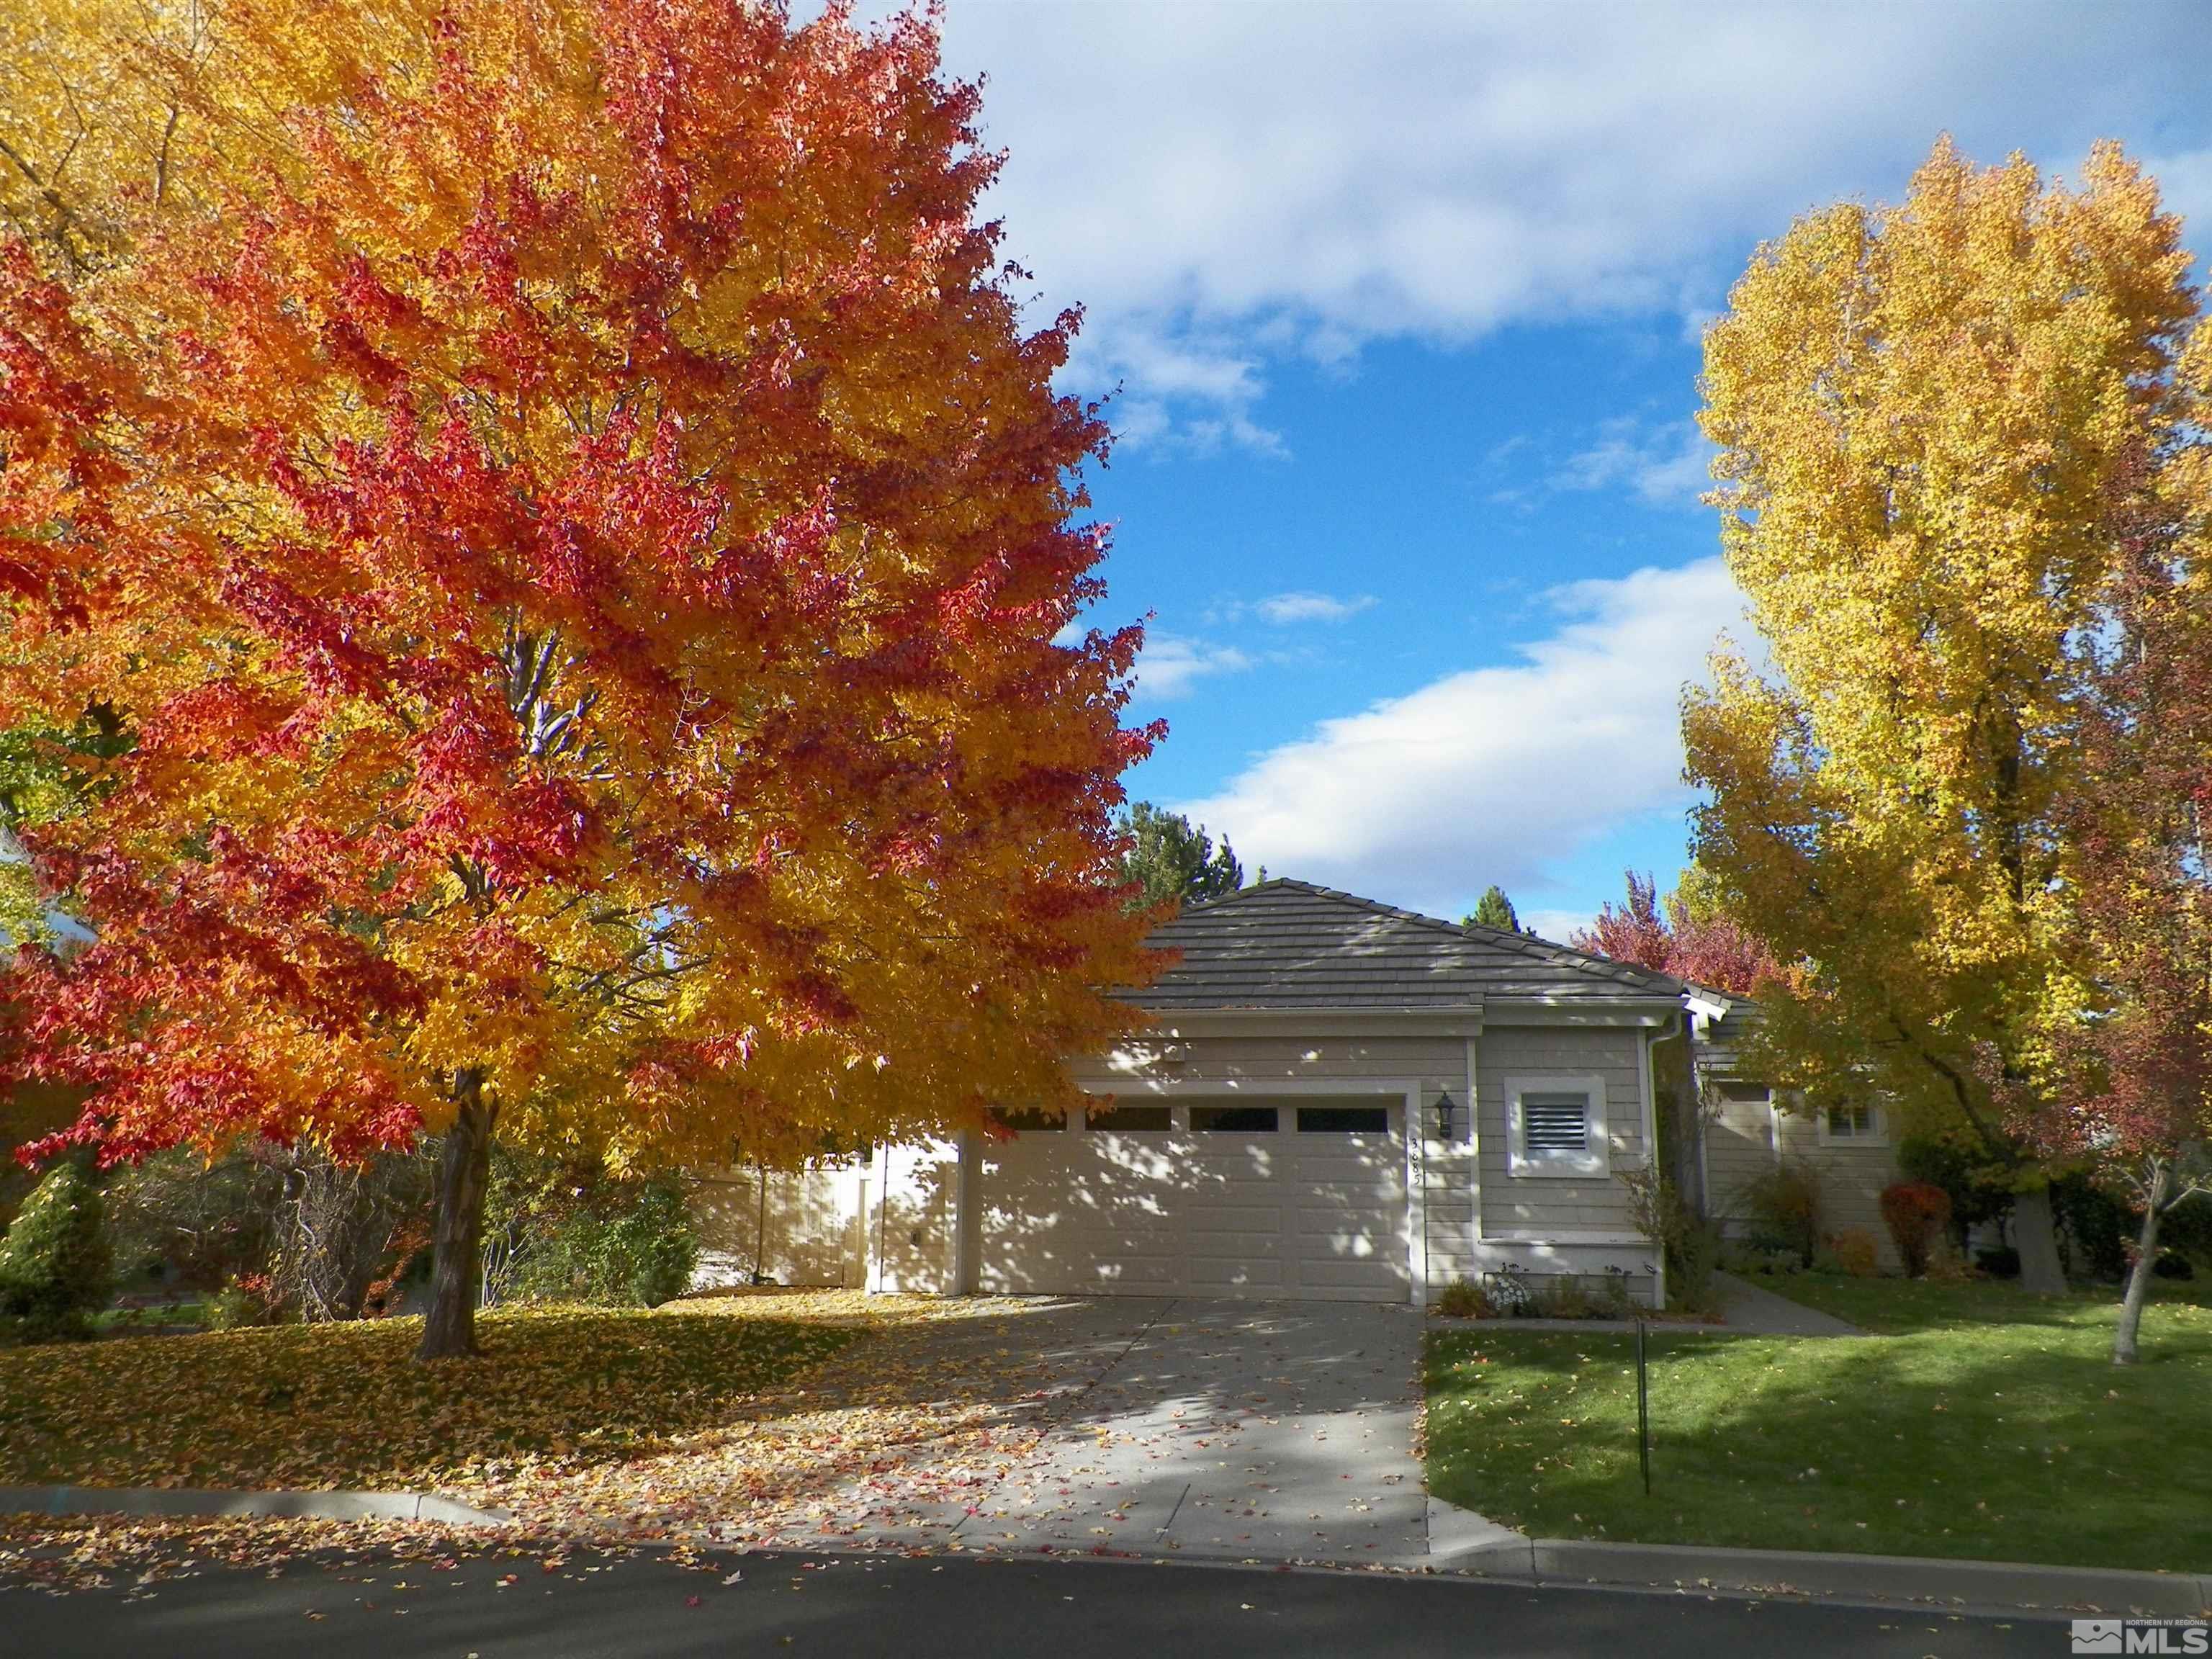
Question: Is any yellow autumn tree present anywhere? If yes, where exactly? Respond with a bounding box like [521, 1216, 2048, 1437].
[1684, 139, 2203, 1294]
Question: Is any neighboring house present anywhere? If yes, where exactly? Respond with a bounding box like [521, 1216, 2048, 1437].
[693, 878, 1687, 1308]
[1685, 984, 1907, 1268]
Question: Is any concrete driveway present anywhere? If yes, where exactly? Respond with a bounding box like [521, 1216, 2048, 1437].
[827, 1298, 1431, 1565]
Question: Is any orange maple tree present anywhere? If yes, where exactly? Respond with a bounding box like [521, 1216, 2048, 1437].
[0, 0, 1162, 1357]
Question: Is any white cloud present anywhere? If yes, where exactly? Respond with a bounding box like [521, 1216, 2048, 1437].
[1254, 591, 1377, 625]
[1554, 418, 1714, 508]
[928, 2, 2211, 442]
[1132, 633, 1251, 701]
[2146, 148, 2212, 262]
[1519, 908, 1596, 949]
[1172, 557, 1749, 916]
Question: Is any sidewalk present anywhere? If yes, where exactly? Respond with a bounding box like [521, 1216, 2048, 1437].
[1709, 1272, 1865, 1336]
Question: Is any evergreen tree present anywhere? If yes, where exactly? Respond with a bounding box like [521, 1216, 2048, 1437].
[1462, 886, 1525, 934]
[1118, 804, 1245, 911]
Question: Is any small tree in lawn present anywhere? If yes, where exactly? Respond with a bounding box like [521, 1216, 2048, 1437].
[0, 0, 1162, 1361]
[2034, 438, 2212, 1364]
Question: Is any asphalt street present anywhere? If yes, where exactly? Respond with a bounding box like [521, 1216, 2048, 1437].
[1, 1545, 2064, 1658]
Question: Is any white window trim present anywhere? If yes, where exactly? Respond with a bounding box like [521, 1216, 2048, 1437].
[1816, 1101, 1888, 1148]
[1503, 1073, 1609, 1179]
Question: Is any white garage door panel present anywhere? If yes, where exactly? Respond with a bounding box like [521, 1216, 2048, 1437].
[977, 1100, 1414, 1302]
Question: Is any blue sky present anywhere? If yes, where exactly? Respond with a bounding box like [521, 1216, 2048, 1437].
[920, 1, 2212, 940]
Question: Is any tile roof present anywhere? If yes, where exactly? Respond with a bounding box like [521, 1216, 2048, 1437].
[1120, 878, 1683, 1012]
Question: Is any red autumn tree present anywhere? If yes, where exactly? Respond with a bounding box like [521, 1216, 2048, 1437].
[2036, 447, 2212, 1364]
[0, 0, 1162, 1359]
[1570, 869, 1779, 998]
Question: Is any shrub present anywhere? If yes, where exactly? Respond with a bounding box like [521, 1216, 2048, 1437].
[206, 1272, 284, 1330]
[1434, 1278, 1493, 1318]
[2154, 1251, 2195, 1281]
[0, 1162, 112, 1341]
[1743, 1158, 1824, 1268]
[1828, 1226, 1881, 1278]
[1924, 1235, 1978, 1280]
[2052, 1172, 2133, 1281]
[263, 1146, 433, 1321]
[104, 1148, 284, 1292]
[1879, 1180, 1953, 1277]
[1896, 1134, 2011, 1247]
[1618, 1159, 1724, 1314]
[489, 1155, 700, 1308]
[1527, 1274, 1598, 1319]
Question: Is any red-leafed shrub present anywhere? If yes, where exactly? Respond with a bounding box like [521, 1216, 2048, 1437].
[1880, 1181, 1954, 1277]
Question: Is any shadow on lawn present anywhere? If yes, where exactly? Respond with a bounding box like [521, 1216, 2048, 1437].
[1750, 1272, 2212, 1336]
[1424, 1305, 2212, 1571]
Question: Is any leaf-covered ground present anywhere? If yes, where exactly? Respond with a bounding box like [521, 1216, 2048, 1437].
[462, 1294, 1157, 1547]
[1424, 1279, 2212, 1573]
[0, 1290, 1135, 1578]
[0, 1294, 873, 1493]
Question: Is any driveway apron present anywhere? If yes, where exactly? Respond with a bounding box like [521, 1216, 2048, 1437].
[848, 1298, 1428, 1565]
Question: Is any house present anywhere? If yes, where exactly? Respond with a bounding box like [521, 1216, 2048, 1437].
[691, 878, 1689, 1308]
[1685, 984, 1907, 1268]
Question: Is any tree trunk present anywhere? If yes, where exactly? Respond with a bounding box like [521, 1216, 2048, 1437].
[2113, 1160, 2170, 1367]
[417, 1074, 496, 1362]
[2012, 1183, 2067, 1298]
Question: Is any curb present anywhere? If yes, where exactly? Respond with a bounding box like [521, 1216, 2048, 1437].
[1434, 1534, 2212, 1618]
[0, 1485, 514, 1529]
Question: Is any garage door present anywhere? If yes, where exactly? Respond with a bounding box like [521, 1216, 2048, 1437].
[976, 1095, 1413, 1302]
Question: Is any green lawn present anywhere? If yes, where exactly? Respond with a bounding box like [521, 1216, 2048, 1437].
[1424, 1280, 2212, 1573]
[1744, 1271, 2208, 1335]
[0, 1301, 855, 1492]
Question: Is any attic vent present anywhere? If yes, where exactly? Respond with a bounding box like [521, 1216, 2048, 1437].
[1521, 1093, 1591, 1152]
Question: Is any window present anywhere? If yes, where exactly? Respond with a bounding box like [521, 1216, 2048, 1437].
[1190, 1105, 1279, 1133]
[1297, 1105, 1390, 1134]
[1819, 1102, 1885, 1145]
[989, 1106, 1066, 1133]
[1086, 1103, 1172, 1132]
[1504, 1074, 1609, 1178]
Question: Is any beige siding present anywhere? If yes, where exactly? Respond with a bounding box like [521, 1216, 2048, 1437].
[1475, 1025, 1647, 1239]
[1424, 1136, 1477, 1287]
[1704, 1089, 1777, 1225]
[1775, 1109, 1905, 1269]
[691, 1164, 865, 1290]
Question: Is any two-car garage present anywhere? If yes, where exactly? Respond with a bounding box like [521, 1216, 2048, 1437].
[972, 1094, 1416, 1302]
